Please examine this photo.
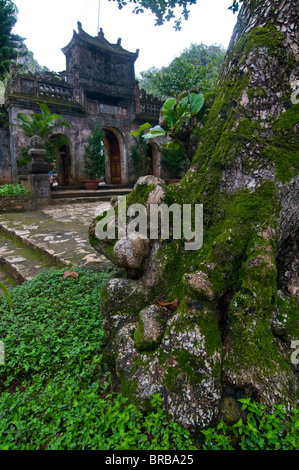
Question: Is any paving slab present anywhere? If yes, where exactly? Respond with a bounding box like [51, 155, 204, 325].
[0, 201, 114, 287]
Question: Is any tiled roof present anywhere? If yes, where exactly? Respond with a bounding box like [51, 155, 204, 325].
[62, 21, 139, 60]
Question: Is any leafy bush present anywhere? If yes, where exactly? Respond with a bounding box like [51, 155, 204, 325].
[160, 145, 188, 178]
[0, 184, 29, 196]
[13, 103, 69, 139]
[129, 131, 152, 179]
[201, 399, 298, 450]
[83, 122, 105, 180]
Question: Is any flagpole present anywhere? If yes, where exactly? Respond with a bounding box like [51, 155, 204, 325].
[97, 0, 100, 33]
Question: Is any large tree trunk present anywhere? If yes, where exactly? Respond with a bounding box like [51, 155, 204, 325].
[90, 0, 299, 429]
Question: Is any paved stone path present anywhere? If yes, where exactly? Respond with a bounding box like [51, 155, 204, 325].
[0, 201, 113, 290]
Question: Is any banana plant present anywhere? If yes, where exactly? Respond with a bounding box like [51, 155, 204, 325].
[13, 103, 70, 139]
[130, 92, 204, 149]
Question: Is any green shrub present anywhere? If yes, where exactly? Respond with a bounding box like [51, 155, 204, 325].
[201, 399, 298, 450]
[0, 184, 29, 196]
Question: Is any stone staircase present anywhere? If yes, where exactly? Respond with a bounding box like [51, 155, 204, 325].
[0, 200, 115, 294]
[50, 184, 133, 204]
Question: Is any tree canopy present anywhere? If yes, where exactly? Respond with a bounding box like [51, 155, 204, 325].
[110, 0, 244, 30]
[0, 0, 25, 79]
[138, 43, 226, 99]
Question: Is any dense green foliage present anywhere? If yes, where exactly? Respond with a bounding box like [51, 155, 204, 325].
[111, 0, 243, 30]
[0, 183, 29, 195]
[129, 131, 152, 179]
[160, 145, 188, 178]
[0, 0, 24, 79]
[12, 103, 70, 168]
[139, 43, 226, 99]
[13, 103, 69, 139]
[83, 122, 106, 180]
[201, 399, 298, 450]
[0, 269, 297, 450]
[0, 269, 195, 450]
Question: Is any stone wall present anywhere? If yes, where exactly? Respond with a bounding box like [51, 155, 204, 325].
[0, 195, 34, 212]
[0, 125, 11, 184]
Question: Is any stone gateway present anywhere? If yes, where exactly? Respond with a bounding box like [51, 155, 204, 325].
[2, 22, 163, 186]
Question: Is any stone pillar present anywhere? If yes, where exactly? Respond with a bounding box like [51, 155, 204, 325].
[27, 136, 51, 208]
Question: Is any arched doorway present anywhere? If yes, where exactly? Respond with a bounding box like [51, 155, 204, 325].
[104, 129, 122, 184]
[48, 135, 71, 186]
[58, 144, 70, 186]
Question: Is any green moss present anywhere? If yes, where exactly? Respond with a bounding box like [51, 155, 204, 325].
[126, 183, 156, 206]
[261, 104, 299, 183]
[233, 23, 285, 57]
[8, 93, 81, 109]
[120, 373, 138, 398]
[276, 294, 299, 339]
[163, 366, 181, 390]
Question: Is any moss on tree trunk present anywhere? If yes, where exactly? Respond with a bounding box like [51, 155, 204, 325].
[90, 0, 299, 429]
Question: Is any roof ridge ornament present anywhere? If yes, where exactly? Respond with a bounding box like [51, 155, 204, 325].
[98, 28, 104, 39]
[77, 21, 83, 34]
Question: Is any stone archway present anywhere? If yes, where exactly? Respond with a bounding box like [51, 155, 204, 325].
[146, 142, 161, 178]
[102, 127, 126, 185]
[48, 134, 72, 186]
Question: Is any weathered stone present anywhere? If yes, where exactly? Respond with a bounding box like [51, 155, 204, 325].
[287, 285, 299, 297]
[219, 397, 242, 425]
[112, 237, 150, 270]
[0, 195, 34, 213]
[182, 271, 215, 301]
[134, 304, 166, 351]
[146, 185, 166, 205]
[134, 175, 165, 188]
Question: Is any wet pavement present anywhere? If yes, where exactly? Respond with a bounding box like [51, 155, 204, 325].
[0, 201, 113, 290]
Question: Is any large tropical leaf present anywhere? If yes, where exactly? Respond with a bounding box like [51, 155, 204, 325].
[14, 104, 70, 139]
[188, 93, 205, 115]
[162, 98, 177, 128]
[129, 122, 152, 137]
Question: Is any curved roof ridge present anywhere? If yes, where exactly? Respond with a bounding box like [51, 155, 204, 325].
[62, 21, 139, 59]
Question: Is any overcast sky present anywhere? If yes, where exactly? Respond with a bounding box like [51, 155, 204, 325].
[12, 0, 237, 76]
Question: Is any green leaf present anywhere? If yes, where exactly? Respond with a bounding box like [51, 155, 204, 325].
[143, 125, 166, 139]
[162, 98, 177, 128]
[188, 93, 205, 114]
[129, 122, 152, 137]
[0, 282, 13, 311]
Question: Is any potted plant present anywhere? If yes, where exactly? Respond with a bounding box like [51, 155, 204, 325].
[82, 122, 105, 190]
[160, 145, 188, 184]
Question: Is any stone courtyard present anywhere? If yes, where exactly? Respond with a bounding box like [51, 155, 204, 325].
[0, 200, 113, 291]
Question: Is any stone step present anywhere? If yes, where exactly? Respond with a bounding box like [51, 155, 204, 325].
[0, 224, 68, 270]
[51, 184, 133, 191]
[0, 260, 20, 295]
[50, 196, 112, 205]
[0, 229, 62, 293]
[0, 201, 114, 291]
[51, 188, 132, 199]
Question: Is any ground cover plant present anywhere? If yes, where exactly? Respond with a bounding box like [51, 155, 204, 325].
[0, 268, 196, 450]
[0, 268, 297, 450]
